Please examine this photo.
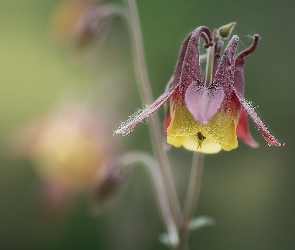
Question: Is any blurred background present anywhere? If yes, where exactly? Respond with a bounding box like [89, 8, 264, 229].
[0, 0, 294, 249]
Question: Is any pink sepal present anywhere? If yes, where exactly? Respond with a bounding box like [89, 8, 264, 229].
[115, 87, 178, 135]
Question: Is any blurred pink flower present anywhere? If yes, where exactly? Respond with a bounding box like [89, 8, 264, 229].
[17, 101, 117, 210]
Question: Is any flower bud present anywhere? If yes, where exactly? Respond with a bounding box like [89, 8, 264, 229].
[91, 158, 128, 212]
[50, 0, 115, 51]
[216, 22, 237, 40]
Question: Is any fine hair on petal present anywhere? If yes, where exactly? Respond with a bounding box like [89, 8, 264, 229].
[115, 105, 149, 136]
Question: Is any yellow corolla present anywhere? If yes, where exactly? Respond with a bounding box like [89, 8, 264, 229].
[167, 101, 238, 154]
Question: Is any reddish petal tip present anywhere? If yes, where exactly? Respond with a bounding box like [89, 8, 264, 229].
[265, 137, 285, 147]
[250, 141, 260, 148]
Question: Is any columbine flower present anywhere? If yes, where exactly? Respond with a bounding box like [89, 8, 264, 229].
[115, 25, 284, 153]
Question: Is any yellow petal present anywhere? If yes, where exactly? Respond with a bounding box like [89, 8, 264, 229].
[167, 101, 238, 152]
[183, 136, 222, 153]
[167, 101, 201, 136]
[221, 142, 238, 151]
[167, 135, 222, 153]
[202, 108, 238, 150]
[167, 135, 186, 148]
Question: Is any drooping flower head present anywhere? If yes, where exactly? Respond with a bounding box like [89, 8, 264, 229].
[115, 24, 284, 153]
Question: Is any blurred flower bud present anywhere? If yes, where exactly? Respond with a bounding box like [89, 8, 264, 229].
[91, 158, 129, 212]
[50, 0, 94, 47]
[50, 0, 116, 51]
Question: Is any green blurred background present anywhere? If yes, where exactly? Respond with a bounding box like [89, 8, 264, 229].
[0, 0, 294, 249]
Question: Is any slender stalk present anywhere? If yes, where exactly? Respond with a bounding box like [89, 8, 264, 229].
[177, 228, 189, 250]
[94, 4, 126, 18]
[123, 0, 182, 225]
[183, 152, 205, 223]
[118, 151, 178, 246]
[204, 45, 215, 87]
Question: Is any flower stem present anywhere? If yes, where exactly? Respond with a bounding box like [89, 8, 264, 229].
[124, 0, 182, 227]
[177, 227, 189, 250]
[183, 152, 205, 223]
[118, 151, 178, 246]
[205, 45, 215, 87]
[94, 3, 126, 18]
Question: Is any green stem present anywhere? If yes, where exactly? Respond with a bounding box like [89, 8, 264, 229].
[124, 0, 182, 232]
[118, 151, 178, 245]
[204, 45, 215, 87]
[94, 3, 126, 18]
[183, 153, 205, 223]
[177, 228, 189, 250]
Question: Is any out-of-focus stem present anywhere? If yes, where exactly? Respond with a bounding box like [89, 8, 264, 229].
[123, 0, 182, 227]
[118, 151, 178, 246]
[94, 3, 126, 18]
[177, 228, 189, 250]
[183, 152, 205, 223]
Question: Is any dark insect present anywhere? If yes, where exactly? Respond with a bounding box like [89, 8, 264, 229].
[196, 132, 206, 149]
[197, 132, 206, 141]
